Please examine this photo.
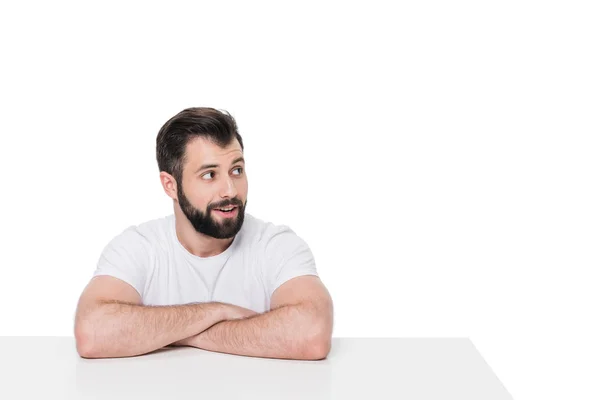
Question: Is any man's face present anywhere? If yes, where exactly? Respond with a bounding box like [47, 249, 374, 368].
[177, 137, 248, 239]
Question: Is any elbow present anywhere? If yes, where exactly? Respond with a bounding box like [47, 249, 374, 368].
[299, 313, 333, 360]
[301, 335, 331, 360]
[76, 341, 97, 359]
[307, 340, 331, 360]
[74, 318, 104, 359]
[74, 321, 96, 358]
[301, 323, 332, 360]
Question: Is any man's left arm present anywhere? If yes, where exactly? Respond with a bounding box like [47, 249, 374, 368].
[175, 275, 334, 360]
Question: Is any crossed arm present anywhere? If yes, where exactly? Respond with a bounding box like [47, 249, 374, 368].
[75, 275, 333, 360]
[173, 275, 334, 360]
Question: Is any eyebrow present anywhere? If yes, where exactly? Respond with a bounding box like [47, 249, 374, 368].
[195, 157, 245, 174]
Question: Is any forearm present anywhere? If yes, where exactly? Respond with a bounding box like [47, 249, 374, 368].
[184, 303, 329, 360]
[77, 301, 227, 358]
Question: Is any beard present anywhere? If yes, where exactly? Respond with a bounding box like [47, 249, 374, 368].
[177, 182, 246, 239]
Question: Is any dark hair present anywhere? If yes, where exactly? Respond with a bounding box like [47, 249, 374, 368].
[156, 107, 244, 186]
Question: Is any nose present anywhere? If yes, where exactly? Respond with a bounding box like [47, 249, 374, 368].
[220, 177, 238, 199]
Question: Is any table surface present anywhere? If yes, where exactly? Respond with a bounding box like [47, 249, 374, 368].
[1, 337, 511, 399]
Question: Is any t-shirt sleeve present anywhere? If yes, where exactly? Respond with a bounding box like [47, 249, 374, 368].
[92, 226, 151, 298]
[263, 225, 319, 298]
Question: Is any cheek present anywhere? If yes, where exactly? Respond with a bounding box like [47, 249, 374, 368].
[190, 191, 212, 211]
[237, 178, 249, 195]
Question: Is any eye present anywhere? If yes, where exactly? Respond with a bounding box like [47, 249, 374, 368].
[233, 167, 244, 175]
[201, 171, 215, 180]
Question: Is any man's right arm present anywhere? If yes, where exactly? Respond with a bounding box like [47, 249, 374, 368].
[74, 275, 256, 359]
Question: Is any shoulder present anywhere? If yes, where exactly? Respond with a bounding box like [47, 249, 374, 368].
[241, 213, 310, 259]
[104, 214, 171, 253]
[241, 213, 298, 244]
[95, 216, 169, 297]
[135, 214, 172, 247]
[242, 214, 318, 297]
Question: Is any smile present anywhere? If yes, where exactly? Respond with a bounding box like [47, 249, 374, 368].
[214, 207, 238, 217]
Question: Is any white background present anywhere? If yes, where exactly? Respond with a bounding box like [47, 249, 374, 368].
[1, 1, 598, 398]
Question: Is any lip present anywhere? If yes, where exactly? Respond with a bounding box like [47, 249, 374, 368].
[213, 207, 239, 217]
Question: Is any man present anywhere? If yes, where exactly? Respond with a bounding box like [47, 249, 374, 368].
[74, 107, 333, 360]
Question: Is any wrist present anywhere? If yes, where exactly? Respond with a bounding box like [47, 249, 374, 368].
[214, 302, 231, 322]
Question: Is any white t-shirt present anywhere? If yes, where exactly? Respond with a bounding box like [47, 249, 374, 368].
[92, 213, 318, 313]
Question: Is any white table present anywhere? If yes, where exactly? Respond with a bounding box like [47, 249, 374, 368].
[1, 337, 511, 399]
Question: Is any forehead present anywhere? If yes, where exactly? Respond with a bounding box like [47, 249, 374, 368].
[184, 137, 243, 170]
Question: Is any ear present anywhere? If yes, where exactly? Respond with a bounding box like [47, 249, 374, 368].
[159, 171, 178, 200]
